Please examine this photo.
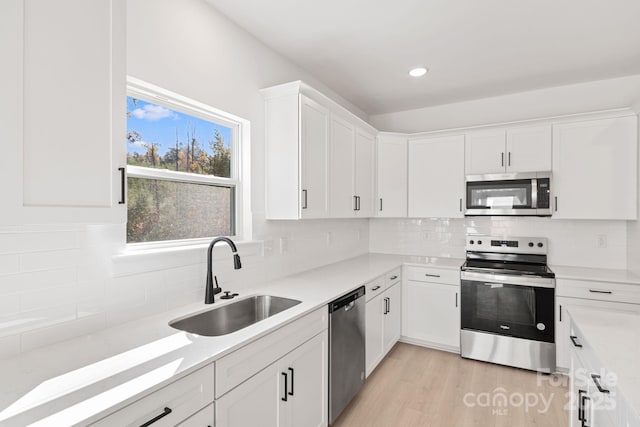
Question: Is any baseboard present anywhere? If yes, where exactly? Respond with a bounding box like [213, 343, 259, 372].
[399, 336, 460, 354]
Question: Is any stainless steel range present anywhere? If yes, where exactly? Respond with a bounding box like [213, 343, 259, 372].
[460, 235, 556, 373]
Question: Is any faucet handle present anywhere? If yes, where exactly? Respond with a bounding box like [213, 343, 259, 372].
[220, 291, 239, 300]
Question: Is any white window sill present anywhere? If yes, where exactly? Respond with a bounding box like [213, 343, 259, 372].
[111, 239, 263, 277]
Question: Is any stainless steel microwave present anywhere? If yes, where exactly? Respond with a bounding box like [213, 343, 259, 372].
[465, 172, 551, 216]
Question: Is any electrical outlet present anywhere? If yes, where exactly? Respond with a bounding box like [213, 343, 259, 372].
[596, 234, 607, 248]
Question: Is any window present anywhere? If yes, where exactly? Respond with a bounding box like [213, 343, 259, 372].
[126, 80, 245, 244]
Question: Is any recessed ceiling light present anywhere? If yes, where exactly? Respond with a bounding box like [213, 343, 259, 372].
[409, 67, 428, 77]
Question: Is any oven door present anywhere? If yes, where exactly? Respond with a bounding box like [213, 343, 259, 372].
[460, 271, 554, 343]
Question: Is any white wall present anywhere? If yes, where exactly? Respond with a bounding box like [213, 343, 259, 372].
[0, 0, 369, 359]
[371, 218, 627, 269]
[370, 75, 640, 133]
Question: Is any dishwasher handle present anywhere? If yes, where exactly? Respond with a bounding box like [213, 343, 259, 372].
[329, 286, 365, 313]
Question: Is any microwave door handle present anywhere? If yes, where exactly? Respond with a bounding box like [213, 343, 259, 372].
[531, 178, 538, 209]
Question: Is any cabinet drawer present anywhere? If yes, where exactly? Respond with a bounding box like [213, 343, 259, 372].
[386, 267, 401, 286]
[90, 364, 214, 427]
[406, 266, 459, 285]
[215, 306, 327, 398]
[365, 275, 386, 302]
[557, 279, 640, 304]
[177, 403, 214, 426]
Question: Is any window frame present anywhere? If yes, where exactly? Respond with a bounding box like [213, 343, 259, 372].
[125, 77, 249, 248]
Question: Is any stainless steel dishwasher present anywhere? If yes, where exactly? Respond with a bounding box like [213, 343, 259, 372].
[328, 286, 366, 425]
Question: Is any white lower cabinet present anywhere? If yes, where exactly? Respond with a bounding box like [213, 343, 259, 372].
[365, 277, 401, 377]
[403, 269, 460, 351]
[556, 279, 640, 372]
[569, 321, 618, 427]
[90, 364, 215, 427]
[216, 330, 328, 427]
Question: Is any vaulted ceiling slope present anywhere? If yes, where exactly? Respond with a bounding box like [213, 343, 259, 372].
[206, 0, 640, 115]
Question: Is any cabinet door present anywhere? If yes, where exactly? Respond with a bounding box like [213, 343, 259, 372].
[382, 283, 401, 354]
[464, 130, 506, 174]
[365, 294, 384, 377]
[404, 281, 460, 349]
[552, 116, 637, 220]
[556, 297, 640, 371]
[408, 135, 465, 218]
[21, 0, 126, 224]
[376, 134, 407, 217]
[355, 129, 376, 217]
[569, 346, 588, 427]
[300, 95, 330, 219]
[329, 115, 356, 218]
[1, 0, 23, 225]
[506, 125, 552, 172]
[280, 331, 328, 427]
[216, 362, 279, 427]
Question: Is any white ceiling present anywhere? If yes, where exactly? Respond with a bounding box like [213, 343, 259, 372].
[206, 0, 640, 115]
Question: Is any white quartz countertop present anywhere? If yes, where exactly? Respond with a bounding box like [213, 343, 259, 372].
[551, 265, 640, 285]
[0, 253, 462, 426]
[568, 307, 640, 421]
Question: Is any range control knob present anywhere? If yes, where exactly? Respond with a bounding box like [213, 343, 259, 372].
[537, 242, 544, 248]
[528, 242, 534, 247]
[477, 240, 482, 245]
[469, 240, 475, 245]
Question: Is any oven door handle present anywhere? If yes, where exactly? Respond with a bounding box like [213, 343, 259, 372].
[460, 271, 555, 289]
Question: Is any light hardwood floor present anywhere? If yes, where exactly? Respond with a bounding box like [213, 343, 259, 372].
[333, 343, 569, 427]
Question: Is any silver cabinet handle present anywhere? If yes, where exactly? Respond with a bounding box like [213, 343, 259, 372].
[353, 195, 358, 211]
[389, 275, 398, 280]
[302, 189, 308, 209]
[508, 152, 511, 167]
[501, 152, 504, 167]
[371, 285, 381, 291]
[554, 196, 558, 212]
[455, 292, 458, 308]
[424, 273, 440, 278]
[379, 198, 383, 211]
[459, 198, 462, 212]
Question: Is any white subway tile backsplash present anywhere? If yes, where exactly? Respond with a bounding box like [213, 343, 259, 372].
[0, 254, 20, 276]
[20, 312, 105, 353]
[0, 334, 20, 360]
[370, 218, 627, 269]
[0, 304, 76, 338]
[0, 231, 78, 254]
[20, 249, 79, 272]
[20, 285, 76, 312]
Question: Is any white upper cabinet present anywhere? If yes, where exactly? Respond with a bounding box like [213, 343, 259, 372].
[376, 134, 408, 217]
[354, 129, 376, 217]
[408, 135, 465, 218]
[262, 81, 375, 220]
[465, 125, 552, 175]
[18, 0, 126, 224]
[328, 118, 375, 218]
[464, 130, 506, 174]
[506, 125, 552, 172]
[329, 115, 356, 217]
[552, 115, 638, 220]
[263, 88, 330, 219]
[300, 96, 330, 218]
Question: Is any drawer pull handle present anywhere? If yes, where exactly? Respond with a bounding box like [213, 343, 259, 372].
[589, 289, 612, 294]
[570, 335, 583, 348]
[591, 374, 610, 394]
[424, 273, 440, 278]
[389, 275, 398, 280]
[288, 367, 295, 396]
[371, 285, 381, 291]
[281, 372, 288, 402]
[140, 407, 172, 427]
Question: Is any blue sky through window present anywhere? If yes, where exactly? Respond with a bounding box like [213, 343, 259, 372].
[126, 96, 232, 157]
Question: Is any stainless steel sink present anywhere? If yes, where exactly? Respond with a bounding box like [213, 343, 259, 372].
[169, 295, 302, 336]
